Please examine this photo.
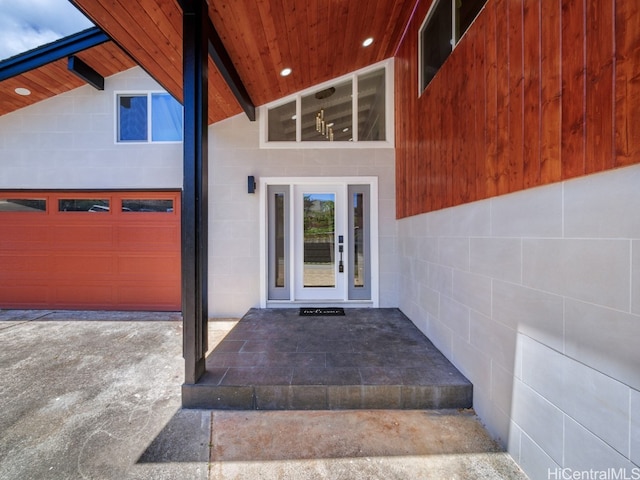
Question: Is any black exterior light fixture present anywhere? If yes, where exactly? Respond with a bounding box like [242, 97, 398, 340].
[248, 175, 256, 194]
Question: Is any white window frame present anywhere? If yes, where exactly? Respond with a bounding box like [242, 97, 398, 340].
[259, 176, 379, 308]
[259, 59, 394, 149]
[114, 91, 183, 144]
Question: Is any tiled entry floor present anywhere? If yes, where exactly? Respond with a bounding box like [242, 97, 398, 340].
[182, 308, 472, 410]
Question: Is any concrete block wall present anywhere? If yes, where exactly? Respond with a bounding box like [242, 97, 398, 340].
[398, 164, 640, 479]
[0, 65, 398, 318]
[207, 111, 398, 317]
[0, 67, 182, 190]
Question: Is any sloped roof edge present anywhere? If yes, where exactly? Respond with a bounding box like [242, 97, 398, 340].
[0, 27, 109, 82]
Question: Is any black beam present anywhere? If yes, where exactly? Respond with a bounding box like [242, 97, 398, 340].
[68, 55, 105, 90]
[182, 0, 209, 385]
[207, 19, 256, 121]
[0, 27, 108, 82]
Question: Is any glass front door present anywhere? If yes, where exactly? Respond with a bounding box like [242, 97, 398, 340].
[294, 185, 345, 300]
[266, 180, 374, 304]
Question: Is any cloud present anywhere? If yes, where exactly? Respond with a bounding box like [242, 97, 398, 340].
[0, 0, 93, 61]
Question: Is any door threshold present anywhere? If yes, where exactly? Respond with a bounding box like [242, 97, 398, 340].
[266, 300, 374, 309]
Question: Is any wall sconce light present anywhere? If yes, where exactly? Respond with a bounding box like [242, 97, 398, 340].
[248, 176, 256, 194]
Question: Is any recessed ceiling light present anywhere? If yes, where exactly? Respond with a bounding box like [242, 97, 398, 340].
[291, 114, 297, 120]
[343, 127, 349, 132]
[362, 37, 374, 47]
[15, 87, 31, 96]
[280, 68, 292, 77]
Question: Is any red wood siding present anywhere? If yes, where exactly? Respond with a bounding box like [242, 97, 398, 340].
[395, 0, 640, 218]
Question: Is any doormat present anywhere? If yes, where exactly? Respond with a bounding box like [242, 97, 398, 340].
[299, 307, 345, 316]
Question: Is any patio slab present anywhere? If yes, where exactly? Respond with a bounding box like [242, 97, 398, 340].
[182, 308, 473, 410]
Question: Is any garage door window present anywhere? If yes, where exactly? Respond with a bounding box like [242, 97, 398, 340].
[0, 198, 46, 212]
[59, 199, 110, 212]
[121, 199, 174, 213]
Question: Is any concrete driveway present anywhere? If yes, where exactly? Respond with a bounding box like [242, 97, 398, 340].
[0, 310, 527, 480]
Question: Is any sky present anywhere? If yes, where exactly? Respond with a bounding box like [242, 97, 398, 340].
[0, 0, 93, 61]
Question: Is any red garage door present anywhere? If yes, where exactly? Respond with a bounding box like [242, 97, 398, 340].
[0, 191, 181, 311]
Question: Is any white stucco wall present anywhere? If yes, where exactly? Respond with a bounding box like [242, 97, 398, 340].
[207, 111, 398, 317]
[397, 163, 640, 479]
[0, 67, 182, 189]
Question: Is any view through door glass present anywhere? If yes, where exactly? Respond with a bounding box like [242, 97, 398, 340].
[303, 193, 335, 287]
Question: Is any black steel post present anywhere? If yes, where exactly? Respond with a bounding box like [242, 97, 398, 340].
[182, 0, 209, 385]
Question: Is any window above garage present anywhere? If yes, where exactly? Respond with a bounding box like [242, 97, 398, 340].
[116, 92, 183, 143]
[260, 59, 393, 149]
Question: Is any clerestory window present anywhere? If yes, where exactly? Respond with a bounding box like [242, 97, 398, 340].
[419, 0, 487, 92]
[262, 60, 393, 148]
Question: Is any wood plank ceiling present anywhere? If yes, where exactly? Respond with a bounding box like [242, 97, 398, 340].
[63, 0, 412, 124]
[0, 42, 135, 117]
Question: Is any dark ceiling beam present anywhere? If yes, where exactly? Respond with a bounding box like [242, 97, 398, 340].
[68, 55, 105, 90]
[0, 27, 108, 82]
[207, 18, 256, 121]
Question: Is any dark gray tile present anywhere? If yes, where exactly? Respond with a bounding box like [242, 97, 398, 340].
[359, 367, 404, 385]
[326, 352, 388, 368]
[191, 308, 474, 410]
[183, 385, 254, 409]
[291, 367, 331, 385]
[260, 352, 326, 368]
[401, 386, 439, 408]
[296, 340, 352, 353]
[291, 367, 360, 386]
[198, 367, 228, 386]
[328, 386, 362, 409]
[221, 367, 292, 386]
[436, 385, 473, 409]
[290, 386, 328, 409]
[254, 386, 292, 409]
[207, 352, 264, 368]
[215, 340, 245, 353]
[361, 385, 403, 409]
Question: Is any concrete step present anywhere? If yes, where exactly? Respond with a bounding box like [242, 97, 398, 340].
[182, 308, 472, 410]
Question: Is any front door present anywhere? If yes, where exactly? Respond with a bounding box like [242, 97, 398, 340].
[264, 178, 376, 305]
[294, 184, 345, 300]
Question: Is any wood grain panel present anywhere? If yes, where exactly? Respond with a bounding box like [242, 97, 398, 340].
[507, 0, 525, 193]
[560, 0, 586, 180]
[7, 0, 415, 123]
[522, 0, 541, 187]
[473, 13, 488, 204]
[585, 0, 614, 174]
[0, 41, 134, 116]
[540, 0, 562, 183]
[494, 0, 510, 196]
[396, 0, 637, 218]
[484, 0, 499, 199]
[614, 0, 640, 167]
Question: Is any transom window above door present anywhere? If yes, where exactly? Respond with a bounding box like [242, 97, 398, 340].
[261, 60, 394, 148]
